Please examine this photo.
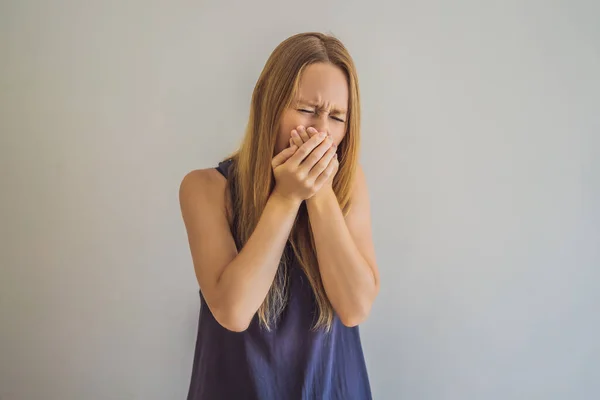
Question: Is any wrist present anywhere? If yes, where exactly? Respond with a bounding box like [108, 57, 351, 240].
[307, 186, 336, 207]
[270, 190, 302, 212]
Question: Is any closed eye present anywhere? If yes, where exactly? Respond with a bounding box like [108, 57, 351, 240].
[299, 108, 345, 122]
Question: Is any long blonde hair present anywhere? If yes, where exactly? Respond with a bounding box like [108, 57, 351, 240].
[225, 32, 361, 331]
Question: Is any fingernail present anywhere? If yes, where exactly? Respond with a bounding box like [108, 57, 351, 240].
[291, 130, 298, 137]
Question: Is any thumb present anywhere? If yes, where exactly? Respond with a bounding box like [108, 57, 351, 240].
[271, 145, 298, 168]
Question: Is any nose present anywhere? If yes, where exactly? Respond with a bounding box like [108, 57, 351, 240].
[312, 114, 329, 135]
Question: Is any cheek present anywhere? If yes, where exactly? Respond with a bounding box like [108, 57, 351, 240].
[274, 129, 289, 154]
[276, 113, 301, 152]
[282, 112, 311, 132]
[278, 113, 310, 139]
[330, 125, 347, 146]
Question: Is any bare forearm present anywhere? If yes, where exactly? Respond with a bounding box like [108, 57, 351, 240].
[216, 193, 300, 329]
[306, 189, 377, 325]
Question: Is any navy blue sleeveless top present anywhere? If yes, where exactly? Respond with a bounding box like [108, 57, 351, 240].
[186, 159, 372, 400]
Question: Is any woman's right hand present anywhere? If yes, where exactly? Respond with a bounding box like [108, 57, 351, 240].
[271, 131, 337, 203]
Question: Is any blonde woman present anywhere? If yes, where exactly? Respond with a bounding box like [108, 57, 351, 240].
[180, 32, 380, 400]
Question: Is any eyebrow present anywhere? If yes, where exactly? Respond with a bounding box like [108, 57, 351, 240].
[297, 98, 347, 114]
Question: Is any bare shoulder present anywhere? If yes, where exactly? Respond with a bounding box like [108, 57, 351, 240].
[179, 167, 239, 304]
[179, 168, 227, 209]
[178, 167, 234, 234]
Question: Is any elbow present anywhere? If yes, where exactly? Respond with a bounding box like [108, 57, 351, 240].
[337, 288, 378, 327]
[212, 306, 253, 333]
[339, 315, 365, 328]
[338, 302, 372, 327]
[204, 287, 256, 332]
[221, 318, 251, 333]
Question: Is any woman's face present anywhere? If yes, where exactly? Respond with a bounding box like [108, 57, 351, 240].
[276, 62, 349, 155]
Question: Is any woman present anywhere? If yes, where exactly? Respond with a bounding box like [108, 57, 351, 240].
[179, 32, 380, 400]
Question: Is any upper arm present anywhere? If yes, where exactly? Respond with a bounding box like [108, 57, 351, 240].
[179, 169, 238, 310]
[345, 164, 380, 290]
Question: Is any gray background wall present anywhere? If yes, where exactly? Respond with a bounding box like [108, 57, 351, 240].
[1, 1, 598, 399]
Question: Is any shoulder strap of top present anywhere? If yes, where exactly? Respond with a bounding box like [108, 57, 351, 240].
[216, 158, 241, 249]
[216, 158, 233, 178]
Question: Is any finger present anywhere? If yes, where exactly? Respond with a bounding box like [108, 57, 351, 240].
[308, 143, 337, 181]
[314, 153, 338, 187]
[271, 145, 298, 168]
[291, 130, 304, 148]
[288, 132, 328, 166]
[297, 126, 310, 143]
[306, 127, 320, 139]
[299, 136, 335, 172]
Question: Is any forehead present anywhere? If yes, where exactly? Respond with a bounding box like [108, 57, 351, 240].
[295, 63, 349, 109]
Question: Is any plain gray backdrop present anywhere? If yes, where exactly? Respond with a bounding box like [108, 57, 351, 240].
[1, 1, 599, 399]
